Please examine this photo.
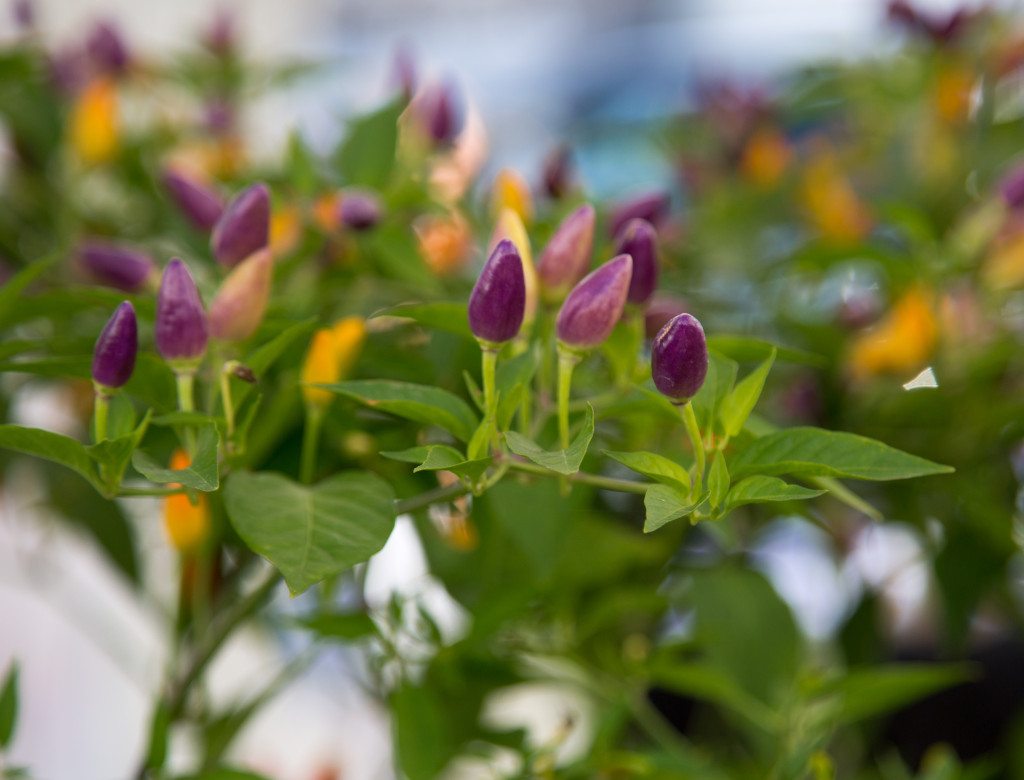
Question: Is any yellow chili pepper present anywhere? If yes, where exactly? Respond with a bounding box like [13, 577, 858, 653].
[301, 316, 367, 408]
[269, 205, 302, 257]
[490, 168, 533, 223]
[70, 77, 119, 165]
[489, 208, 538, 334]
[163, 450, 210, 553]
[848, 286, 938, 379]
[740, 127, 791, 188]
[799, 147, 872, 245]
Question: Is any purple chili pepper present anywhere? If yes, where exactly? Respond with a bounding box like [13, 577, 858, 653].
[12, 0, 33, 30]
[556, 254, 633, 350]
[614, 218, 659, 306]
[608, 190, 671, 238]
[651, 313, 708, 402]
[541, 145, 573, 200]
[340, 190, 382, 231]
[162, 169, 225, 232]
[156, 258, 208, 364]
[414, 81, 463, 147]
[468, 239, 526, 345]
[85, 20, 129, 76]
[999, 164, 1024, 210]
[78, 241, 156, 293]
[211, 182, 270, 267]
[92, 301, 137, 389]
[537, 204, 595, 302]
[391, 45, 416, 102]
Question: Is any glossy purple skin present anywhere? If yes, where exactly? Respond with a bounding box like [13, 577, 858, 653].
[537, 204, 595, 296]
[92, 301, 137, 388]
[608, 191, 671, 238]
[163, 170, 225, 232]
[156, 258, 208, 363]
[415, 82, 463, 146]
[468, 239, 526, 344]
[614, 218, 659, 306]
[999, 164, 1024, 210]
[86, 20, 129, 75]
[542, 145, 572, 199]
[340, 191, 382, 231]
[79, 241, 155, 293]
[651, 313, 708, 402]
[556, 254, 633, 349]
[211, 183, 270, 267]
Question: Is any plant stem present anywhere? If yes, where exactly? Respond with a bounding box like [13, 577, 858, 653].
[680, 401, 705, 497]
[300, 405, 323, 485]
[118, 486, 186, 497]
[481, 344, 498, 426]
[93, 390, 110, 443]
[394, 482, 468, 515]
[557, 349, 579, 451]
[507, 459, 650, 494]
[220, 364, 236, 442]
[176, 370, 197, 455]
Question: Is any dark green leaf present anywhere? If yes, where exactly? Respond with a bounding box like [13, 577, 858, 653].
[325, 380, 479, 442]
[824, 664, 972, 725]
[0, 662, 18, 749]
[298, 612, 377, 641]
[376, 301, 472, 340]
[88, 410, 152, 495]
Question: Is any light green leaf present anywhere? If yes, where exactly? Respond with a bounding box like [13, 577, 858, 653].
[643, 484, 695, 533]
[496, 348, 538, 428]
[504, 404, 594, 475]
[605, 450, 690, 492]
[708, 450, 730, 510]
[707, 335, 823, 366]
[731, 427, 953, 481]
[719, 349, 775, 438]
[381, 444, 490, 482]
[336, 98, 403, 188]
[325, 380, 479, 442]
[724, 476, 826, 512]
[0, 425, 100, 491]
[811, 476, 882, 520]
[375, 301, 472, 340]
[823, 664, 972, 726]
[225, 470, 396, 595]
[691, 351, 738, 431]
[0, 661, 18, 749]
[132, 424, 220, 491]
[88, 410, 152, 494]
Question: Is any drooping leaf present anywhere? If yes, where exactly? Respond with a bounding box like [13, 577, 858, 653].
[132, 424, 220, 491]
[730, 427, 953, 481]
[504, 404, 595, 475]
[605, 450, 690, 492]
[224, 470, 396, 595]
[724, 475, 826, 512]
[325, 380, 479, 442]
[381, 444, 490, 482]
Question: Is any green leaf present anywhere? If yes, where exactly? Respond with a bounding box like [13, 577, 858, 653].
[503, 404, 594, 475]
[730, 427, 954, 481]
[375, 301, 472, 340]
[0, 662, 18, 749]
[0, 253, 58, 330]
[88, 410, 153, 495]
[234, 318, 317, 409]
[708, 450, 730, 510]
[824, 664, 972, 726]
[724, 476, 826, 512]
[224, 470, 396, 595]
[718, 349, 775, 438]
[604, 450, 690, 492]
[0, 425, 99, 491]
[691, 351, 738, 431]
[381, 444, 490, 482]
[297, 612, 377, 640]
[643, 484, 695, 533]
[325, 380, 479, 442]
[811, 476, 882, 520]
[707, 335, 824, 366]
[336, 98, 403, 188]
[496, 349, 538, 428]
[132, 424, 220, 491]
[650, 661, 778, 732]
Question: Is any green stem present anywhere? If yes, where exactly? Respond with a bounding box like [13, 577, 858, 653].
[557, 349, 579, 451]
[680, 401, 705, 497]
[300, 405, 324, 485]
[481, 345, 498, 426]
[394, 482, 469, 515]
[176, 370, 197, 456]
[118, 486, 186, 497]
[93, 390, 110, 443]
[507, 459, 650, 494]
[220, 364, 235, 443]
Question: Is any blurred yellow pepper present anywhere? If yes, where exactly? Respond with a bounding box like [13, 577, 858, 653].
[490, 168, 533, 223]
[163, 450, 210, 553]
[848, 286, 938, 379]
[415, 210, 472, 276]
[933, 61, 974, 125]
[982, 228, 1024, 290]
[269, 205, 302, 257]
[489, 207, 538, 333]
[312, 192, 342, 232]
[740, 127, 791, 188]
[800, 147, 872, 245]
[70, 77, 119, 165]
[301, 316, 366, 408]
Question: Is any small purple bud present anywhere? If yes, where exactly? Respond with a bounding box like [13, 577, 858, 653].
[413, 81, 463, 147]
[651, 313, 708, 402]
[78, 241, 156, 293]
[156, 258, 208, 364]
[204, 98, 236, 135]
[391, 45, 416, 102]
[205, 10, 235, 57]
[163, 169, 225, 232]
[92, 301, 137, 389]
[999, 164, 1024, 210]
[537, 204, 595, 301]
[556, 254, 633, 350]
[211, 183, 270, 267]
[614, 218, 659, 306]
[12, 0, 34, 30]
[468, 239, 526, 344]
[541, 145, 573, 200]
[48, 47, 87, 95]
[608, 191, 671, 238]
[86, 20, 129, 76]
[340, 190, 382, 231]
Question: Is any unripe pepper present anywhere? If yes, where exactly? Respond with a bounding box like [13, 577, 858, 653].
[490, 168, 533, 223]
[162, 169, 225, 232]
[164, 450, 210, 553]
[208, 248, 272, 343]
[537, 204, 595, 303]
[608, 190, 670, 238]
[301, 317, 367, 408]
[78, 241, 156, 293]
[211, 182, 271, 267]
[468, 239, 526, 346]
[92, 301, 137, 390]
[339, 190, 382, 231]
[70, 76, 118, 165]
[412, 81, 463, 147]
[613, 218, 659, 306]
[156, 258, 208, 366]
[556, 254, 633, 351]
[651, 313, 709, 402]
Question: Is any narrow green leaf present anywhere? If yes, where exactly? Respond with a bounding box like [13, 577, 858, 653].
[719, 349, 775, 438]
[650, 661, 778, 732]
[823, 664, 972, 726]
[0, 425, 100, 491]
[0, 661, 19, 749]
[132, 424, 220, 491]
[381, 445, 490, 481]
[725, 475, 826, 512]
[811, 476, 882, 520]
[707, 335, 824, 366]
[504, 404, 594, 475]
[0, 253, 58, 330]
[375, 301, 472, 340]
[325, 380, 479, 442]
[297, 612, 377, 641]
[234, 318, 317, 409]
[643, 484, 695, 533]
[604, 450, 690, 492]
[88, 410, 153, 495]
[691, 351, 738, 431]
[731, 427, 953, 481]
[224, 470, 396, 595]
[336, 98, 403, 188]
[708, 450, 730, 510]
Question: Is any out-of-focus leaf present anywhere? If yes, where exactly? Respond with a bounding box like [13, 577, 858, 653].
[0, 425, 100, 491]
[336, 98, 403, 188]
[821, 664, 972, 726]
[0, 661, 19, 749]
[132, 423, 220, 491]
[326, 380, 479, 442]
[375, 301, 472, 340]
